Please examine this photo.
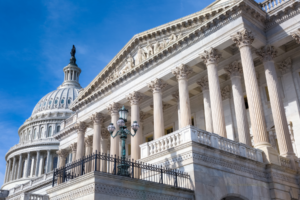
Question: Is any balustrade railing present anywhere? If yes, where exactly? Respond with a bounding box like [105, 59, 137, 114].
[140, 126, 264, 163]
[260, 0, 289, 12]
[52, 151, 192, 190]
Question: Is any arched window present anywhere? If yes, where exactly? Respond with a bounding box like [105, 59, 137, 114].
[56, 126, 60, 133]
[41, 127, 44, 138]
[55, 100, 58, 104]
[61, 99, 64, 104]
[68, 99, 71, 104]
[49, 101, 52, 105]
[47, 126, 52, 137]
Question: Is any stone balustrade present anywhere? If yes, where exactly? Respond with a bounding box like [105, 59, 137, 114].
[260, 0, 289, 12]
[140, 126, 264, 163]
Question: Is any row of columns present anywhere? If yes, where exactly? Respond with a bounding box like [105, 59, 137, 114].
[4, 150, 56, 184]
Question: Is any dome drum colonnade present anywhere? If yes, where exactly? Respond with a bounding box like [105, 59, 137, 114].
[56, 29, 298, 171]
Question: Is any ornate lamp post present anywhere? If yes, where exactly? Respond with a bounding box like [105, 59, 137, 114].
[107, 106, 139, 176]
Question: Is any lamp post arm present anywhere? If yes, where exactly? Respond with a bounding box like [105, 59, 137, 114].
[110, 130, 120, 138]
[127, 129, 137, 137]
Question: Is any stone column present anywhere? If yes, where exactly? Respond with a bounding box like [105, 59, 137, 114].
[256, 47, 296, 160]
[39, 155, 44, 176]
[126, 91, 143, 161]
[35, 151, 40, 177]
[46, 150, 50, 173]
[197, 77, 213, 133]
[4, 161, 9, 183]
[69, 143, 77, 162]
[172, 64, 192, 127]
[30, 157, 35, 177]
[24, 152, 30, 178]
[75, 122, 87, 160]
[100, 129, 110, 172]
[91, 112, 104, 154]
[107, 102, 120, 157]
[85, 135, 93, 173]
[200, 48, 227, 137]
[291, 29, 300, 44]
[225, 61, 251, 146]
[11, 157, 16, 181]
[5, 160, 12, 183]
[56, 149, 69, 184]
[172, 91, 181, 129]
[17, 154, 23, 179]
[231, 29, 277, 163]
[147, 78, 166, 139]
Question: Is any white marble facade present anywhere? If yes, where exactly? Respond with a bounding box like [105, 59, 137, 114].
[4, 0, 300, 199]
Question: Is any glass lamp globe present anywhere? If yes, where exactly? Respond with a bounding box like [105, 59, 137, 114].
[131, 121, 139, 132]
[119, 106, 128, 122]
[117, 118, 125, 127]
[107, 123, 116, 134]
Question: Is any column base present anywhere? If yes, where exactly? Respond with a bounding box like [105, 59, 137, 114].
[258, 146, 281, 166]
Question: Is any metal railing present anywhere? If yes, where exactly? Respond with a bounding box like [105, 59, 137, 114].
[52, 151, 192, 190]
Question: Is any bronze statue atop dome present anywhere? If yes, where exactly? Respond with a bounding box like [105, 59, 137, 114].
[69, 45, 77, 65]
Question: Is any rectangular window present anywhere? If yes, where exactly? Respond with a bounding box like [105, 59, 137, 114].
[244, 96, 249, 109]
[146, 135, 153, 142]
[191, 117, 195, 126]
[128, 144, 131, 156]
[165, 127, 173, 135]
[53, 157, 58, 169]
[265, 86, 270, 102]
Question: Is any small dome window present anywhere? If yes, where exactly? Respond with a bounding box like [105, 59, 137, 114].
[61, 99, 64, 104]
[44, 102, 46, 106]
[55, 100, 58, 104]
[68, 99, 71, 104]
[49, 101, 52, 105]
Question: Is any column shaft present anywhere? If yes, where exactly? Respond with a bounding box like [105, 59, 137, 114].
[108, 103, 120, 157]
[203, 90, 213, 132]
[11, 157, 16, 181]
[76, 122, 87, 160]
[17, 154, 22, 179]
[46, 150, 50, 173]
[100, 138, 108, 172]
[4, 161, 9, 183]
[35, 151, 40, 177]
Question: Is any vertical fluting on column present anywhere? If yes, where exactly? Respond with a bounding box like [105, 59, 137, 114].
[256, 46, 295, 159]
[200, 48, 227, 137]
[126, 91, 143, 161]
[25, 152, 31, 178]
[225, 61, 251, 146]
[91, 112, 104, 170]
[6, 159, 12, 182]
[56, 149, 68, 184]
[85, 135, 93, 173]
[69, 143, 77, 162]
[148, 79, 166, 139]
[17, 154, 22, 179]
[107, 102, 120, 157]
[75, 122, 87, 160]
[291, 29, 300, 44]
[35, 151, 40, 177]
[4, 161, 9, 183]
[172, 64, 192, 127]
[197, 77, 213, 133]
[11, 157, 16, 181]
[172, 91, 181, 129]
[100, 129, 110, 172]
[46, 150, 50, 173]
[231, 29, 270, 148]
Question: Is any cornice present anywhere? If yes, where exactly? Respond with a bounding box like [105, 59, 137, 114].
[70, 0, 266, 112]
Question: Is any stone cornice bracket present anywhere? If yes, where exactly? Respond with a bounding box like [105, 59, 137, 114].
[278, 57, 292, 74]
[291, 29, 300, 44]
[85, 135, 93, 147]
[69, 143, 77, 152]
[197, 76, 209, 91]
[221, 86, 231, 100]
[231, 28, 254, 48]
[172, 91, 179, 102]
[56, 149, 69, 159]
[75, 121, 87, 132]
[199, 48, 221, 65]
[101, 128, 110, 139]
[90, 112, 105, 125]
[107, 102, 120, 114]
[224, 61, 243, 77]
[147, 78, 166, 93]
[126, 91, 143, 105]
[256, 46, 277, 62]
[171, 64, 192, 80]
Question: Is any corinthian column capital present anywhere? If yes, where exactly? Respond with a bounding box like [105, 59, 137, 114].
[171, 64, 192, 80]
[278, 57, 292, 74]
[231, 28, 254, 48]
[84, 135, 93, 147]
[56, 149, 69, 159]
[76, 121, 87, 132]
[197, 76, 209, 91]
[126, 91, 143, 105]
[256, 46, 277, 62]
[200, 48, 221, 65]
[101, 128, 110, 139]
[147, 78, 166, 93]
[291, 29, 300, 44]
[107, 102, 120, 114]
[224, 61, 243, 77]
[69, 143, 77, 152]
[221, 86, 231, 100]
[91, 112, 104, 125]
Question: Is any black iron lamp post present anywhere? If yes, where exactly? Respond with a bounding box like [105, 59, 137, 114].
[107, 106, 139, 176]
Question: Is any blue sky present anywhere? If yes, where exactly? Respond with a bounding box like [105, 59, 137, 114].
[0, 0, 226, 184]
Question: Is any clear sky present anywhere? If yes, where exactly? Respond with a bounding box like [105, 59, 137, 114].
[0, 0, 239, 184]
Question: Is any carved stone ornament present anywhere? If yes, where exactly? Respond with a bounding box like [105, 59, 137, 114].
[291, 29, 300, 44]
[172, 91, 179, 102]
[147, 78, 166, 93]
[69, 143, 77, 152]
[224, 61, 243, 77]
[140, 111, 149, 122]
[199, 48, 221, 65]
[101, 128, 110, 139]
[75, 121, 87, 132]
[256, 46, 277, 62]
[56, 149, 69, 159]
[107, 102, 120, 114]
[171, 64, 192, 80]
[126, 91, 143, 105]
[136, 46, 146, 66]
[85, 135, 93, 147]
[121, 55, 135, 74]
[231, 28, 254, 48]
[221, 86, 230, 100]
[91, 112, 105, 125]
[278, 57, 292, 74]
[197, 76, 209, 91]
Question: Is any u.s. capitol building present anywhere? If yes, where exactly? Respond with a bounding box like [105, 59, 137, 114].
[2, 0, 300, 199]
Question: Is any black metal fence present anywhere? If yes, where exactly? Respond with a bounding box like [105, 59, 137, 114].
[52, 151, 192, 190]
